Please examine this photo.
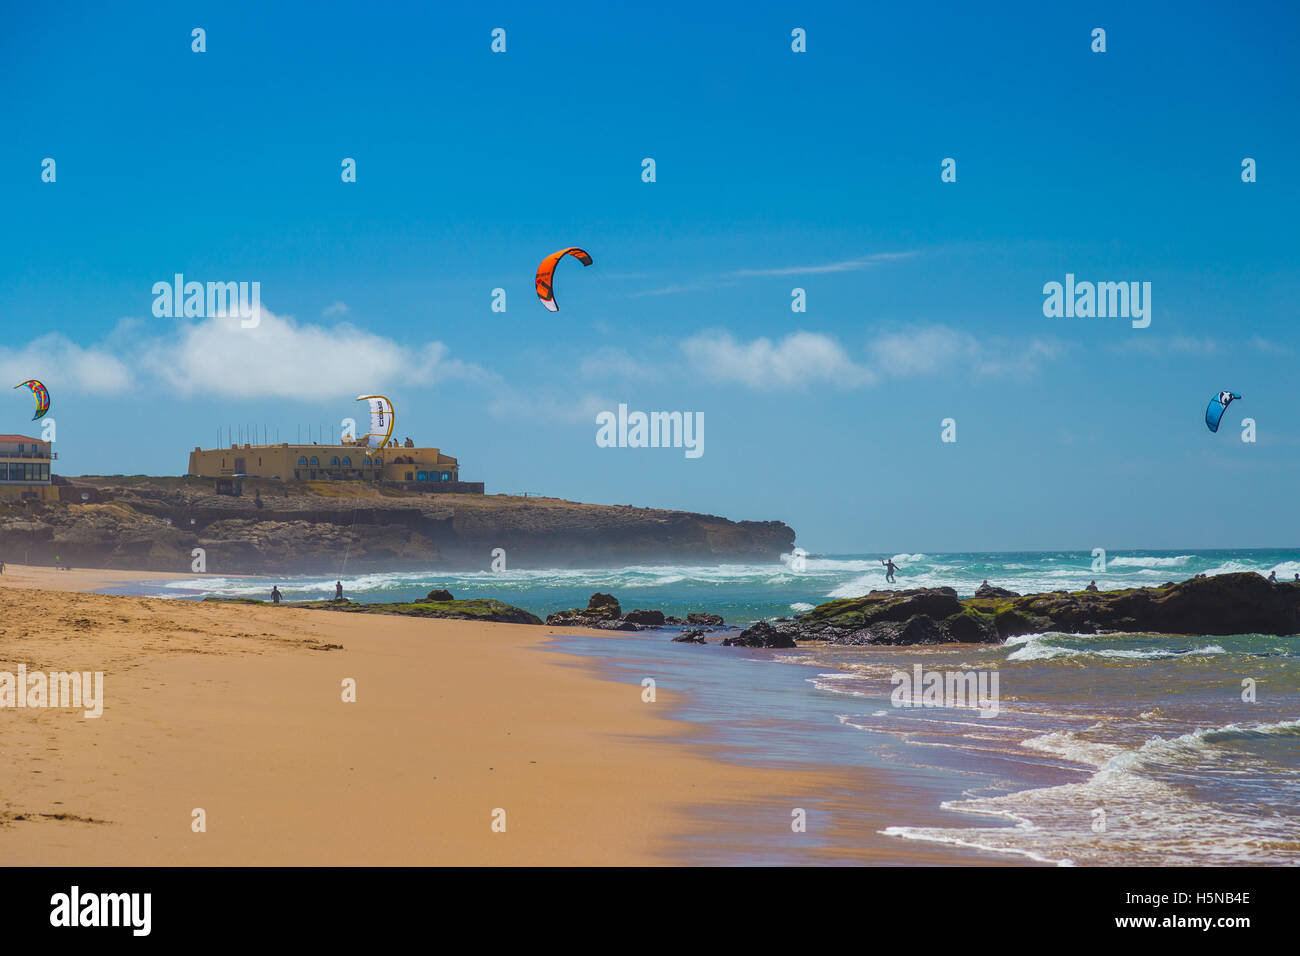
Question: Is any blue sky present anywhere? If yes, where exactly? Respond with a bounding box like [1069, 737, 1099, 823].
[2, 1, 1298, 552]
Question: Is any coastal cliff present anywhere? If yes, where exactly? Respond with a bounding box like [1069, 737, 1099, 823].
[0, 476, 795, 573]
[730, 573, 1300, 646]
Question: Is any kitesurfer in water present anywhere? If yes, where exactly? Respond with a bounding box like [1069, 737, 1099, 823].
[881, 558, 897, 584]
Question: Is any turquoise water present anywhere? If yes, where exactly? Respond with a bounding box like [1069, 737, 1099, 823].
[122, 548, 1300, 866]
[127, 548, 1300, 626]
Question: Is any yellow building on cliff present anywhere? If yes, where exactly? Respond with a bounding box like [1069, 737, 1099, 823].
[0, 434, 58, 501]
[187, 439, 481, 491]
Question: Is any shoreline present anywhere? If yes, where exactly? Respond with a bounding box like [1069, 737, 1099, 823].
[0, 571, 991, 865]
[0, 564, 209, 594]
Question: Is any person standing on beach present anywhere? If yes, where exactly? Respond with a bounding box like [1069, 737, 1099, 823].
[271, 586, 281, 604]
[881, 557, 897, 584]
[335, 581, 344, 600]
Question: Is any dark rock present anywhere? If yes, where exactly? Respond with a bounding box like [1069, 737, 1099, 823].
[974, 582, 1020, 598]
[673, 629, 707, 644]
[593, 619, 640, 631]
[944, 609, 998, 643]
[587, 592, 620, 613]
[623, 608, 666, 626]
[722, 621, 797, 648]
[861, 614, 944, 646]
[730, 573, 1300, 646]
[424, 588, 454, 602]
[686, 612, 725, 626]
[993, 608, 1048, 639]
[545, 592, 625, 626]
[664, 616, 684, 625]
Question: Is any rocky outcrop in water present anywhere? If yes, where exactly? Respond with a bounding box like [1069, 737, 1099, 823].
[734, 573, 1300, 646]
[721, 621, 797, 648]
[203, 595, 543, 625]
[545, 593, 728, 632]
[546, 593, 622, 627]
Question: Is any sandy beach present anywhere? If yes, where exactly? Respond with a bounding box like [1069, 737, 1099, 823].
[0, 564, 201, 594]
[0, 565, 977, 866]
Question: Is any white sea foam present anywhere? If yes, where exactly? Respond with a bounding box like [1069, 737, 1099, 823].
[1106, 555, 1193, 568]
[882, 716, 1300, 866]
[1006, 638, 1226, 662]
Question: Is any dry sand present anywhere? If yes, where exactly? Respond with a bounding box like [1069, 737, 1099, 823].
[0, 566, 980, 865]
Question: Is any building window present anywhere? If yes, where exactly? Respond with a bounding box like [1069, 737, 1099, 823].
[405, 472, 413, 481]
[309, 457, 319, 467]
[330, 457, 341, 467]
[440, 472, 450, 481]
[416, 471, 428, 481]
[341, 457, 351, 467]
[298, 456, 308, 466]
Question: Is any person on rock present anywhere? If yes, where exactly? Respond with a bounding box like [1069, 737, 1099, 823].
[335, 580, 344, 600]
[1268, 570, 1277, 583]
[881, 557, 897, 584]
[1086, 580, 1099, 592]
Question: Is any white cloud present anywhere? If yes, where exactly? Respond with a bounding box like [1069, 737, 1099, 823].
[682, 325, 1063, 390]
[579, 347, 661, 381]
[1248, 335, 1291, 355]
[870, 326, 1064, 379]
[322, 301, 350, 316]
[488, 389, 611, 424]
[632, 252, 913, 296]
[0, 332, 134, 394]
[137, 307, 488, 399]
[0, 308, 487, 401]
[868, 326, 977, 376]
[972, 337, 1065, 378]
[683, 330, 876, 389]
[724, 252, 913, 278]
[1110, 335, 1220, 356]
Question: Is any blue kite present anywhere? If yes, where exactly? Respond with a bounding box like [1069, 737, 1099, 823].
[1205, 390, 1241, 433]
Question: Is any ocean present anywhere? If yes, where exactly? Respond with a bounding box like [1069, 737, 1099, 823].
[121, 549, 1300, 866]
